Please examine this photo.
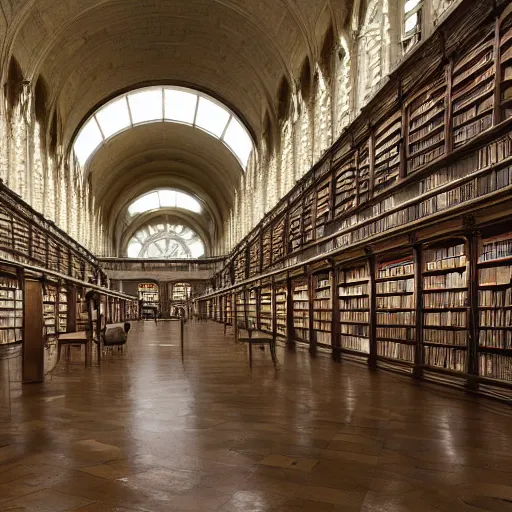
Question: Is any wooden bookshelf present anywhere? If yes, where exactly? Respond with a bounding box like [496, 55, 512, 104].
[224, 293, 234, 326]
[500, 4, 512, 119]
[333, 152, 357, 219]
[421, 238, 469, 375]
[246, 288, 258, 330]
[0, 270, 23, 345]
[288, 201, 303, 252]
[375, 254, 416, 369]
[312, 270, 332, 347]
[259, 282, 273, 333]
[451, 29, 495, 149]
[357, 138, 371, 203]
[477, 230, 512, 384]
[373, 108, 402, 193]
[272, 216, 286, 264]
[275, 281, 287, 338]
[315, 178, 331, 239]
[234, 249, 247, 282]
[262, 227, 272, 270]
[292, 277, 309, 344]
[337, 263, 370, 357]
[249, 237, 261, 277]
[303, 191, 315, 245]
[406, 72, 447, 174]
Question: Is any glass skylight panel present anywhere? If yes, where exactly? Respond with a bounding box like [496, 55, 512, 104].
[195, 97, 230, 137]
[176, 192, 201, 213]
[158, 189, 177, 208]
[128, 88, 163, 124]
[223, 117, 253, 168]
[405, 12, 418, 33]
[127, 242, 142, 258]
[164, 89, 197, 124]
[95, 97, 131, 139]
[189, 240, 205, 258]
[404, 0, 421, 13]
[74, 118, 103, 166]
[128, 192, 159, 215]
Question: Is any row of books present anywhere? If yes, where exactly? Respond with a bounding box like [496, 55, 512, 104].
[479, 235, 512, 262]
[340, 335, 370, 353]
[424, 347, 467, 371]
[479, 266, 512, 286]
[376, 327, 416, 340]
[479, 289, 512, 307]
[479, 309, 512, 327]
[340, 297, 370, 309]
[340, 324, 368, 336]
[376, 295, 415, 308]
[377, 259, 414, 278]
[424, 328, 467, 345]
[378, 341, 414, 362]
[423, 272, 467, 289]
[340, 311, 369, 322]
[424, 311, 466, 327]
[376, 311, 415, 325]
[423, 291, 468, 308]
[478, 329, 511, 349]
[376, 279, 414, 294]
[480, 352, 512, 381]
[316, 331, 332, 345]
[423, 243, 466, 271]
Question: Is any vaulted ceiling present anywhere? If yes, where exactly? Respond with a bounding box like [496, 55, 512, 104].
[0, 0, 354, 251]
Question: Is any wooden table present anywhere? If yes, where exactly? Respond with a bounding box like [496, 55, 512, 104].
[58, 331, 92, 367]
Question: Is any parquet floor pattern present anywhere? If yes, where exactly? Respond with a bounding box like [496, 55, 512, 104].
[0, 320, 512, 511]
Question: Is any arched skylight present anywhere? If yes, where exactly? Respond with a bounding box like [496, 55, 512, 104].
[73, 86, 254, 169]
[127, 223, 205, 259]
[128, 189, 202, 216]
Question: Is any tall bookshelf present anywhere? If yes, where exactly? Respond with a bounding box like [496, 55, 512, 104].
[43, 283, 58, 339]
[224, 294, 234, 326]
[262, 228, 272, 270]
[303, 191, 315, 245]
[272, 217, 286, 264]
[499, 4, 512, 119]
[375, 255, 416, 369]
[249, 238, 261, 277]
[477, 230, 512, 385]
[234, 249, 247, 282]
[235, 291, 245, 328]
[288, 201, 303, 252]
[275, 281, 287, 338]
[451, 28, 495, 149]
[422, 239, 469, 375]
[315, 178, 331, 239]
[357, 138, 371, 203]
[312, 271, 332, 347]
[292, 277, 309, 344]
[406, 73, 447, 174]
[0, 272, 23, 345]
[260, 283, 273, 334]
[373, 108, 401, 193]
[337, 263, 370, 358]
[333, 153, 357, 218]
[246, 288, 258, 329]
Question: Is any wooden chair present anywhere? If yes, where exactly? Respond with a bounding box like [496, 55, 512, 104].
[237, 327, 278, 368]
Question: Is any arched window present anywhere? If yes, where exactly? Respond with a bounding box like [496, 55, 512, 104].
[127, 223, 205, 259]
[402, 0, 423, 54]
[73, 86, 254, 170]
[128, 190, 202, 216]
[357, 0, 389, 109]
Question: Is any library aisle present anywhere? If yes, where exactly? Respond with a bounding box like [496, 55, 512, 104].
[1, 321, 512, 511]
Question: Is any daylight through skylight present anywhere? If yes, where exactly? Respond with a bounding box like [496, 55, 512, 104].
[73, 86, 254, 169]
[128, 189, 202, 216]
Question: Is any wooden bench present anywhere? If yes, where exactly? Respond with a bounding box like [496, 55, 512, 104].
[237, 328, 278, 368]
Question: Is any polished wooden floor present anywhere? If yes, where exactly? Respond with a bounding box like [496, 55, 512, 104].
[0, 321, 512, 511]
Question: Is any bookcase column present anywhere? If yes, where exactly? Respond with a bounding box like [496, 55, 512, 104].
[467, 229, 480, 390]
[308, 269, 316, 357]
[67, 284, 77, 333]
[413, 244, 424, 379]
[368, 252, 377, 369]
[331, 265, 341, 362]
[22, 278, 44, 384]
